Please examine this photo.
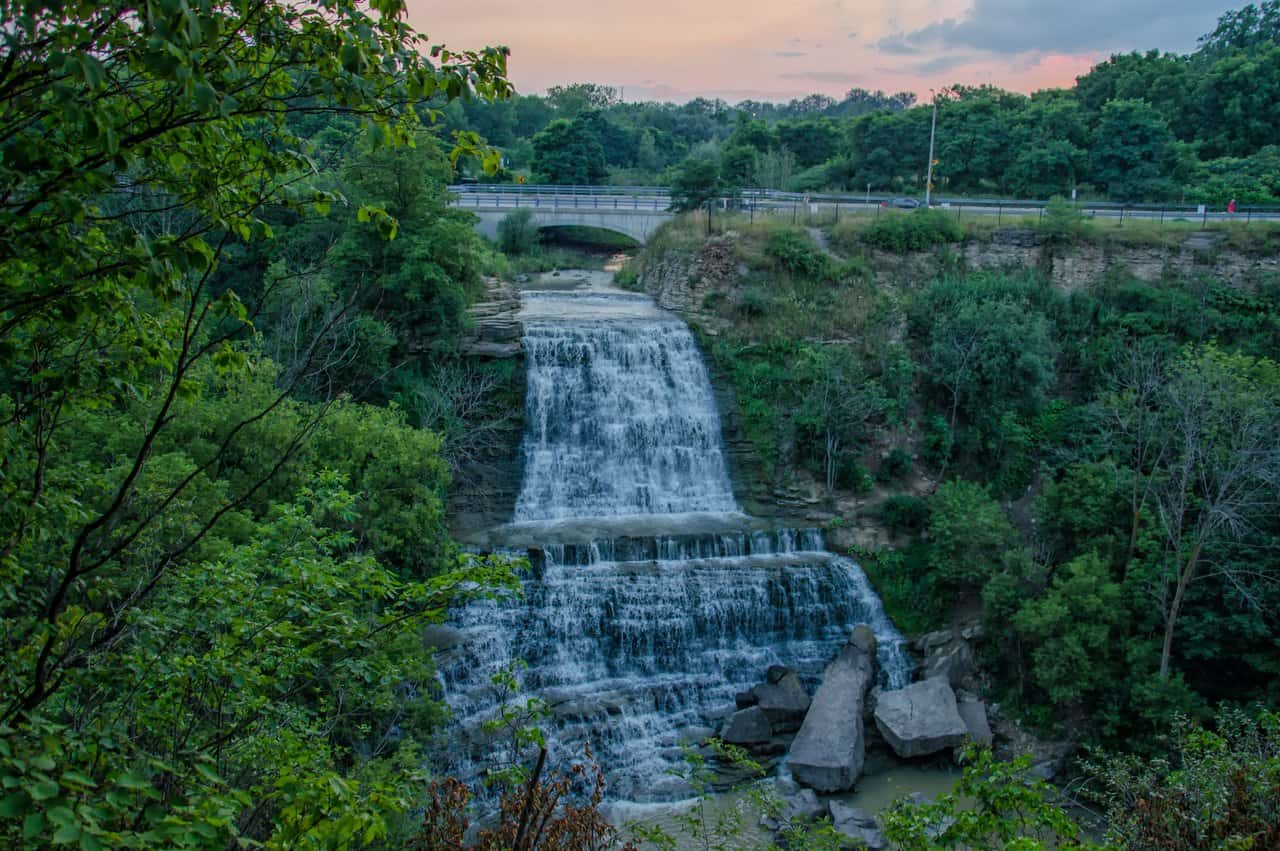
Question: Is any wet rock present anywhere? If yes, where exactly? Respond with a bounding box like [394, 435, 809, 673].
[752, 670, 810, 732]
[735, 690, 759, 710]
[783, 788, 828, 822]
[766, 664, 792, 684]
[722, 705, 772, 745]
[829, 801, 887, 849]
[873, 677, 969, 759]
[789, 627, 876, 791]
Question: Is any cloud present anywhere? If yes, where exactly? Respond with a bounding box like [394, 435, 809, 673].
[910, 55, 978, 75]
[779, 70, 864, 83]
[878, 0, 1238, 56]
[774, 50, 807, 58]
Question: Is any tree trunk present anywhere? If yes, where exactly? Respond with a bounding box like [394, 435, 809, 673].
[1159, 541, 1202, 679]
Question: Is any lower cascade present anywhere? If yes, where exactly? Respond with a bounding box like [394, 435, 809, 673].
[440, 288, 911, 801]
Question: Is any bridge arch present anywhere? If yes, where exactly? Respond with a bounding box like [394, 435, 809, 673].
[470, 208, 672, 246]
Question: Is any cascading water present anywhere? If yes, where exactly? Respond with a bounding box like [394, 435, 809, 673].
[439, 288, 911, 801]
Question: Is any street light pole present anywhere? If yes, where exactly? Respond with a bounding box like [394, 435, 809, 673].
[925, 89, 938, 208]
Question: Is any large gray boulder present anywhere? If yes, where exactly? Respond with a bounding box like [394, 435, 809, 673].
[752, 670, 810, 732]
[723, 705, 772, 745]
[873, 676, 969, 759]
[788, 627, 876, 791]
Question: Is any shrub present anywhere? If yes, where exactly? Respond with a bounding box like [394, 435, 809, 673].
[880, 494, 929, 532]
[877, 448, 913, 482]
[836, 456, 874, 492]
[1039, 195, 1094, 245]
[734, 287, 771, 317]
[764, 229, 830, 279]
[863, 208, 963, 253]
[496, 208, 539, 255]
[614, 261, 641, 291]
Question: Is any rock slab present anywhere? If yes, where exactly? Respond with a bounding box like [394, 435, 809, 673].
[722, 705, 772, 745]
[873, 676, 969, 759]
[788, 628, 876, 791]
[752, 670, 810, 732]
[956, 698, 993, 746]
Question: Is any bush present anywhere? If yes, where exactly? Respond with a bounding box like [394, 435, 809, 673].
[614, 260, 641, 291]
[735, 287, 771, 317]
[880, 494, 929, 532]
[836, 456, 874, 492]
[863, 208, 963, 253]
[496, 208, 539, 255]
[764, 229, 830, 279]
[1039, 196, 1094, 245]
[877, 447, 913, 482]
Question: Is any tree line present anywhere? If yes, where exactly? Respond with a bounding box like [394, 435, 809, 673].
[449, 3, 1280, 204]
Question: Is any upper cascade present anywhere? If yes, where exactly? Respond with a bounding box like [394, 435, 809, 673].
[513, 297, 738, 522]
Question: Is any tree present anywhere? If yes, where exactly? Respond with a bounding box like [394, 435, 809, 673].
[927, 480, 1022, 587]
[1090, 99, 1179, 200]
[498, 209, 541, 255]
[1014, 553, 1127, 705]
[1149, 346, 1280, 678]
[530, 118, 608, 184]
[669, 155, 723, 212]
[545, 83, 620, 116]
[0, 1, 515, 844]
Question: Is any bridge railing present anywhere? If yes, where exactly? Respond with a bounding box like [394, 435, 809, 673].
[449, 184, 672, 211]
[448, 184, 1280, 223]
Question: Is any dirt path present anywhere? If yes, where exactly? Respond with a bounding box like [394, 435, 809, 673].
[807, 226, 842, 259]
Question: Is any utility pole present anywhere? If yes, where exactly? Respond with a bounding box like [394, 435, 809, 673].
[925, 89, 938, 208]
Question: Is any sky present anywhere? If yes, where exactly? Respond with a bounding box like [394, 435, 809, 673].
[407, 0, 1241, 103]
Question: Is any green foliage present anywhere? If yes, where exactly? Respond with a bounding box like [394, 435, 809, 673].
[1014, 553, 1126, 704]
[670, 155, 724, 213]
[1039, 196, 1095, 244]
[882, 746, 1088, 849]
[1088, 708, 1280, 849]
[497, 209, 541, 255]
[0, 1, 519, 845]
[863, 209, 964, 253]
[763, 229, 831, 279]
[927, 480, 1021, 587]
[531, 117, 608, 184]
[858, 545, 948, 635]
[877, 448, 914, 482]
[880, 495, 929, 532]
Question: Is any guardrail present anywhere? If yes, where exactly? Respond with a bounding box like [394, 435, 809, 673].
[448, 184, 1280, 224]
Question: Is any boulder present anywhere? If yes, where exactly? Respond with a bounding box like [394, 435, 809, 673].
[788, 628, 876, 791]
[722, 706, 772, 745]
[782, 789, 827, 822]
[829, 801, 887, 850]
[922, 640, 975, 688]
[735, 690, 759, 710]
[752, 670, 810, 732]
[874, 677, 969, 759]
[956, 698, 993, 746]
[766, 664, 792, 684]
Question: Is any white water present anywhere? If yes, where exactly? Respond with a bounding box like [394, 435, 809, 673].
[439, 286, 911, 801]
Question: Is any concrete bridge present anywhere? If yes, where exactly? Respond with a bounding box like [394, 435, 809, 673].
[449, 185, 674, 244]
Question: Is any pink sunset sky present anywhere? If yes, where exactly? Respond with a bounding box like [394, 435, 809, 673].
[408, 0, 1239, 102]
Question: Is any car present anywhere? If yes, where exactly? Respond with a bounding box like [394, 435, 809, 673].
[881, 197, 921, 209]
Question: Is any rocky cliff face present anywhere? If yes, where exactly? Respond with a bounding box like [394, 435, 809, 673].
[448, 278, 525, 541]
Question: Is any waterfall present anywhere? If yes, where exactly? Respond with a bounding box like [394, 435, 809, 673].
[514, 317, 737, 522]
[439, 289, 910, 801]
